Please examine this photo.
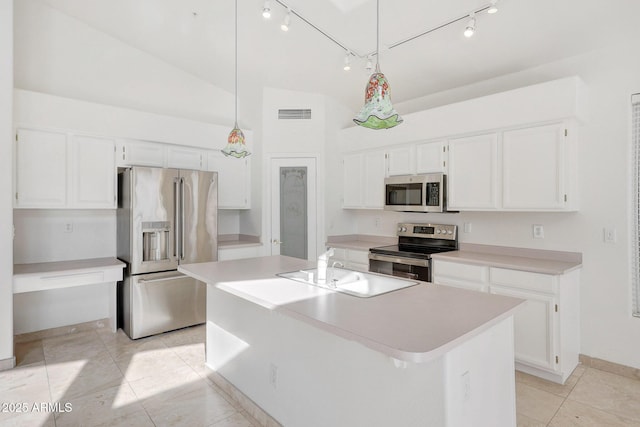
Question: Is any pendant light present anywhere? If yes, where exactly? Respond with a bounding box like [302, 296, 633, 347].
[222, 0, 251, 158]
[353, 0, 403, 130]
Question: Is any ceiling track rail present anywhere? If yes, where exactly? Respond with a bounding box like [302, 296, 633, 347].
[272, 0, 494, 59]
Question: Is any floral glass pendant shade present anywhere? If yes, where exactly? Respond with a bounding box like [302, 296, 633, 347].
[223, 123, 249, 158]
[223, 0, 250, 158]
[353, 64, 403, 129]
[353, 0, 403, 130]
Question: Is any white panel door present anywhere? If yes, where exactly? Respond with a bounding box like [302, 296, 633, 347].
[118, 140, 166, 167]
[386, 146, 414, 176]
[416, 140, 446, 173]
[502, 123, 565, 209]
[71, 135, 116, 208]
[363, 151, 386, 208]
[167, 145, 204, 170]
[447, 133, 499, 210]
[15, 128, 68, 208]
[207, 150, 250, 209]
[342, 153, 363, 208]
[490, 285, 557, 371]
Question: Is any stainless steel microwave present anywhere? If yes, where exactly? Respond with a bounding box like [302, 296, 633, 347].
[384, 173, 447, 213]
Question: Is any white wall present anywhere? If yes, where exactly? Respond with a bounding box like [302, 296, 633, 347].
[329, 42, 640, 369]
[0, 0, 14, 369]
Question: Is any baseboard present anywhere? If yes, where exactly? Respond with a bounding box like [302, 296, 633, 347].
[0, 356, 16, 372]
[14, 318, 112, 344]
[206, 366, 282, 427]
[580, 354, 640, 381]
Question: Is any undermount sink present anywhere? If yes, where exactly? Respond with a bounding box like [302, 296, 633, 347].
[277, 267, 419, 298]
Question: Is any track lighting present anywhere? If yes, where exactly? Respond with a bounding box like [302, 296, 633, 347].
[464, 13, 476, 38]
[281, 8, 291, 31]
[262, 0, 271, 19]
[343, 52, 351, 71]
[487, 0, 498, 14]
[365, 55, 373, 73]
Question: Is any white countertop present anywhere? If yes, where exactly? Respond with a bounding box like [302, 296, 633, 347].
[179, 255, 523, 363]
[431, 245, 582, 275]
[14, 257, 125, 276]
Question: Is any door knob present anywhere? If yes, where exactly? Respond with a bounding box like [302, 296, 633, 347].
[272, 239, 284, 245]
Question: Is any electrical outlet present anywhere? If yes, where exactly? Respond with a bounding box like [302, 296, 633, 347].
[604, 227, 617, 243]
[532, 224, 544, 239]
[269, 363, 278, 389]
[64, 222, 73, 233]
[374, 217, 381, 228]
[463, 222, 472, 233]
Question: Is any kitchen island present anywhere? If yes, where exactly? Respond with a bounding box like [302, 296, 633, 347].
[179, 255, 523, 427]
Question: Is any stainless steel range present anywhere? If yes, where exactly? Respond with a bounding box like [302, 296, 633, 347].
[369, 223, 458, 282]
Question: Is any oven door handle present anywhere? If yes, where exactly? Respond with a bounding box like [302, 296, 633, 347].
[368, 253, 430, 268]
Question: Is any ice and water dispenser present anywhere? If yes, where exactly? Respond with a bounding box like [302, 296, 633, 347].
[142, 221, 171, 262]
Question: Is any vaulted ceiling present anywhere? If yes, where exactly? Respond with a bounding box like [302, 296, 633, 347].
[39, 0, 638, 109]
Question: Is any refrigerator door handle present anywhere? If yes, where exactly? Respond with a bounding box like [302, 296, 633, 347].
[180, 177, 185, 261]
[174, 177, 180, 260]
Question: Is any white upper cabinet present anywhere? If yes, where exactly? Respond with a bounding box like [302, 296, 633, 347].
[207, 150, 250, 209]
[386, 146, 415, 176]
[15, 129, 116, 209]
[166, 145, 205, 170]
[117, 139, 166, 167]
[15, 129, 68, 208]
[363, 151, 386, 208]
[342, 151, 386, 209]
[502, 122, 566, 210]
[70, 135, 116, 209]
[416, 140, 447, 174]
[447, 132, 499, 210]
[342, 153, 363, 208]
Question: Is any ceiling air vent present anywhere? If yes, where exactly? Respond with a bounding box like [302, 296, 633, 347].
[278, 109, 312, 120]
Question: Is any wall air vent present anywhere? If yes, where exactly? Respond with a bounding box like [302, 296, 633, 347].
[278, 109, 312, 120]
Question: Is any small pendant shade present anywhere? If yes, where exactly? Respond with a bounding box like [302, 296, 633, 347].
[223, 0, 250, 158]
[222, 124, 250, 158]
[353, 65, 403, 129]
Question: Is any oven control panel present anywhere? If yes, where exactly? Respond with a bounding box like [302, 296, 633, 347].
[397, 223, 457, 240]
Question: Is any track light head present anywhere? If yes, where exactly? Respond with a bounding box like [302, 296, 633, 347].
[262, 0, 271, 19]
[281, 9, 291, 31]
[343, 52, 351, 71]
[487, 0, 498, 14]
[464, 13, 476, 38]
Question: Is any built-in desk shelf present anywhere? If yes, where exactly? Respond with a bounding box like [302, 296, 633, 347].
[13, 257, 125, 334]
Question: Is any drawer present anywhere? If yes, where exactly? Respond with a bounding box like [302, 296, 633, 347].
[433, 277, 489, 293]
[490, 268, 557, 293]
[14, 271, 105, 294]
[433, 260, 488, 282]
[347, 249, 370, 265]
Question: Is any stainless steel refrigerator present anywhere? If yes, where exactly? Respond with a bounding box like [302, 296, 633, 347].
[117, 166, 217, 339]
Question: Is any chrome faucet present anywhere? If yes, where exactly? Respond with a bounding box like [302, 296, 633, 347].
[317, 248, 335, 285]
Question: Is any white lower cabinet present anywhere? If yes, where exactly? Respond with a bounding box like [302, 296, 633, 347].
[331, 248, 369, 272]
[433, 259, 580, 384]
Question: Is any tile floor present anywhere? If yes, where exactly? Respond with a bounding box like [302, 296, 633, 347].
[2, 325, 640, 426]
